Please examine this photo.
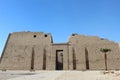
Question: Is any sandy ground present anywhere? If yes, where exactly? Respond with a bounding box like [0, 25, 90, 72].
[1, 70, 120, 80]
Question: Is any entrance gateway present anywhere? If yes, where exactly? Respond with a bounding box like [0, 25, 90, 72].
[56, 50, 63, 70]
[0, 32, 120, 70]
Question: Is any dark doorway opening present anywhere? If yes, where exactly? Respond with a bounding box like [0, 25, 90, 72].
[56, 50, 63, 70]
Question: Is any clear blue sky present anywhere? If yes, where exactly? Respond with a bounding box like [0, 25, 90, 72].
[0, 0, 120, 54]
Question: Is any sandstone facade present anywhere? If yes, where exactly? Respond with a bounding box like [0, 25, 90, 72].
[0, 32, 120, 70]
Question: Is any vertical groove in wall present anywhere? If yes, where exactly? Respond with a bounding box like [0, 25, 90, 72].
[43, 48, 46, 70]
[85, 47, 89, 70]
[55, 50, 57, 70]
[73, 48, 76, 70]
[118, 43, 120, 51]
[0, 33, 11, 63]
[67, 44, 69, 70]
[31, 47, 35, 71]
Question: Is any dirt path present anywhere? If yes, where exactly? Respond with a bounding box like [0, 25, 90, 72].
[0, 71, 120, 80]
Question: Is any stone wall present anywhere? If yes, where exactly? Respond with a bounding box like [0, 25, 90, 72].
[0, 32, 120, 70]
[69, 34, 120, 70]
[0, 32, 52, 70]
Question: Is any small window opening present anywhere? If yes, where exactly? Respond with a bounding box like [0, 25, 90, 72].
[33, 35, 37, 38]
[45, 34, 47, 37]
